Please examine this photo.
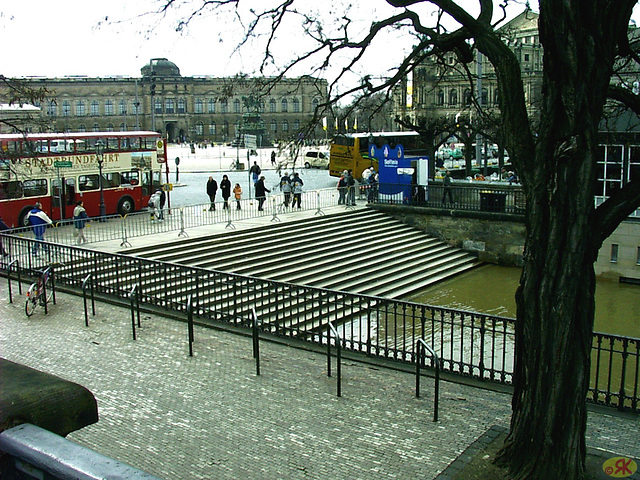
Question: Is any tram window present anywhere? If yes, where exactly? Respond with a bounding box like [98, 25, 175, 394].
[23, 179, 48, 197]
[66, 178, 76, 205]
[0, 181, 23, 199]
[120, 171, 139, 185]
[78, 174, 99, 191]
[104, 172, 121, 188]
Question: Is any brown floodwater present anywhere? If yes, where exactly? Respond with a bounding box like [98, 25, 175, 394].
[406, 264, 640, 338]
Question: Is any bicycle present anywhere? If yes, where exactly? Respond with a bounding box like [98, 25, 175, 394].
[25, 267, 53, 317]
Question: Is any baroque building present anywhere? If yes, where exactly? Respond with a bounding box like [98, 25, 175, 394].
[393, 10, 543, 129]
[0, 58, 328, 144]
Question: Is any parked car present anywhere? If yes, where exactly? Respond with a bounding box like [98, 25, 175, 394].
[303, 150, 330, 169]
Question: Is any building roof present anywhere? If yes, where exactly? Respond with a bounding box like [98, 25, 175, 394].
[141, 58, 181, 78]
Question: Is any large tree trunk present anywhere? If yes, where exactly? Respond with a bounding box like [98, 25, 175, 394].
[489, 2, 627, 478]
[495, 150, 599, 479]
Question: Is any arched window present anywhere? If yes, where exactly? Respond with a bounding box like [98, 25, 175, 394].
[62, 101, 71, 117]
[293, 119, 300, 131]
[270, 99, 276, 113]
[208, 99, 216, 113]
[220, 99, 228, 113]
[481, 88, 488, 106]
[196, 122, 204, 135]
[281, 98, 288, 112]
[154, 99, 162, 114]
[463, 89, 472, 105]
[105, 100, 114, 115]
[76, 101, 86, 116]
[165, 98, 175, 114]
[209, 122, 216, 135]
[107, 123, 114, 132]
[119, 123, 126, 131]
[177, 99, 186, 114]
[234, 99, 241, 113]
[437, 90, 445, 106]
[282, 120, 289, 132]
[78, 124, 87, 132]
[47, 101, 57, 117]
[449, 89, 458, 106]
[91, 101, 100, 116]
[92, 123, 100, 132]
[270, 120, 277, 132]
[292, 98, 300, 113]
[119, 100, 127, 115]
[312, 98, 320, 111]
[195, 99, 204, 114]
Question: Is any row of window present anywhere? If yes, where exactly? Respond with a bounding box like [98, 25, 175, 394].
[45, 97, 319, 117]
[433, 88, 497, 107]
[609, 244, 640, 266]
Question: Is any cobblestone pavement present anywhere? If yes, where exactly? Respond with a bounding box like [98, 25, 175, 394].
[1, 287, 638, 479]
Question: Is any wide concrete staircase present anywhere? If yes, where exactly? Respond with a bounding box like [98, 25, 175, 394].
[125, 209, 480, 299]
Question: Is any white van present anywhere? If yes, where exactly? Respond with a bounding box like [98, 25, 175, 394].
[304, 150, 330, 169]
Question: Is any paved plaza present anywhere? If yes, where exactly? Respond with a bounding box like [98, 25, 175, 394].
[1, 278, 638, 479]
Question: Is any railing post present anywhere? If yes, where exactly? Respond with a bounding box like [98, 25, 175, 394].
[252, 308, 260, 376]
[416, 339, 440, 422]
[129, 284, 140, 340]
[120, 214, 132, 248]
[618, 338, 629, 411]
[82, 274, 96, 327]
[187, 294, 194, 357]
[178, 208, 188, 237]
[7, 259, 22, 303]
[326, 322, 342, 397]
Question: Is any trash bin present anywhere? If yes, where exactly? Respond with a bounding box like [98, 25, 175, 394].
[480, 191, 506, 212]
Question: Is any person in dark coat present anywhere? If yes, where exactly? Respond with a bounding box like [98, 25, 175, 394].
[255, 176, 271, 211]
[158, 186, 167, 219]
[220, 175, 232, 210]
[206, 176, 218, 211]
[0, 216, 9, 257]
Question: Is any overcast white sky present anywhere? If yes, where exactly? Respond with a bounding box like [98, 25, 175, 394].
[2, 1, 639, 83]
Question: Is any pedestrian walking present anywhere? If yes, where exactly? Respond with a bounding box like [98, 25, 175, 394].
[291, 172, 304, 209]
[271, 151, 277, 167]
[206, 176, 218, 211]
[337, 171, 348, 205]
[255, 176, 270, 211]
[149, 190, 162, 221]
[442, 170, 455, 205]
[27, 202, 52, 256]
[73, 200, 89, 244]
[280, 171, 292, 207]
[233, 183, 242, 210]
[249, 161, 261, 186]
[220, 175, 231, 210]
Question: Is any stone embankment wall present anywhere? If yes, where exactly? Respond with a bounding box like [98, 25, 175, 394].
[372, 205, 526, 267]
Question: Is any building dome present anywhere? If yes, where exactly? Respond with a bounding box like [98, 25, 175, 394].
[141, 58, 181, 78]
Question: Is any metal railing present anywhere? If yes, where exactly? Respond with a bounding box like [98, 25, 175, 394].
[0, 234, 638, 412]
[1, 187, 348, 248]
[360, 181, 526, 215]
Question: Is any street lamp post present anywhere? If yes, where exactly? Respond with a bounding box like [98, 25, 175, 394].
[96, 140, 106, 219]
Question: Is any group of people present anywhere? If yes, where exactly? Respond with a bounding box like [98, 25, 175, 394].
[279, 171, 304, 209]
[207, 175, 243, 210]
[337, 169, 357, 206]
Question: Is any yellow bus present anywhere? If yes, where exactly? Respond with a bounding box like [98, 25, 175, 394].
[329, 131, 426, 179]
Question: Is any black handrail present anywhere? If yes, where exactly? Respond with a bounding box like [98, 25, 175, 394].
[82, 274, 95, 327]
[416, 339, 440, 422]
[326, 322, 342, 397]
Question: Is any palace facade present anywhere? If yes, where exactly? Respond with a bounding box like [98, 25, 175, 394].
[0, 58, 328, 144]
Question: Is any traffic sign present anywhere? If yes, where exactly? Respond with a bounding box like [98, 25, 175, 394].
[54, 161, 72, 168]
